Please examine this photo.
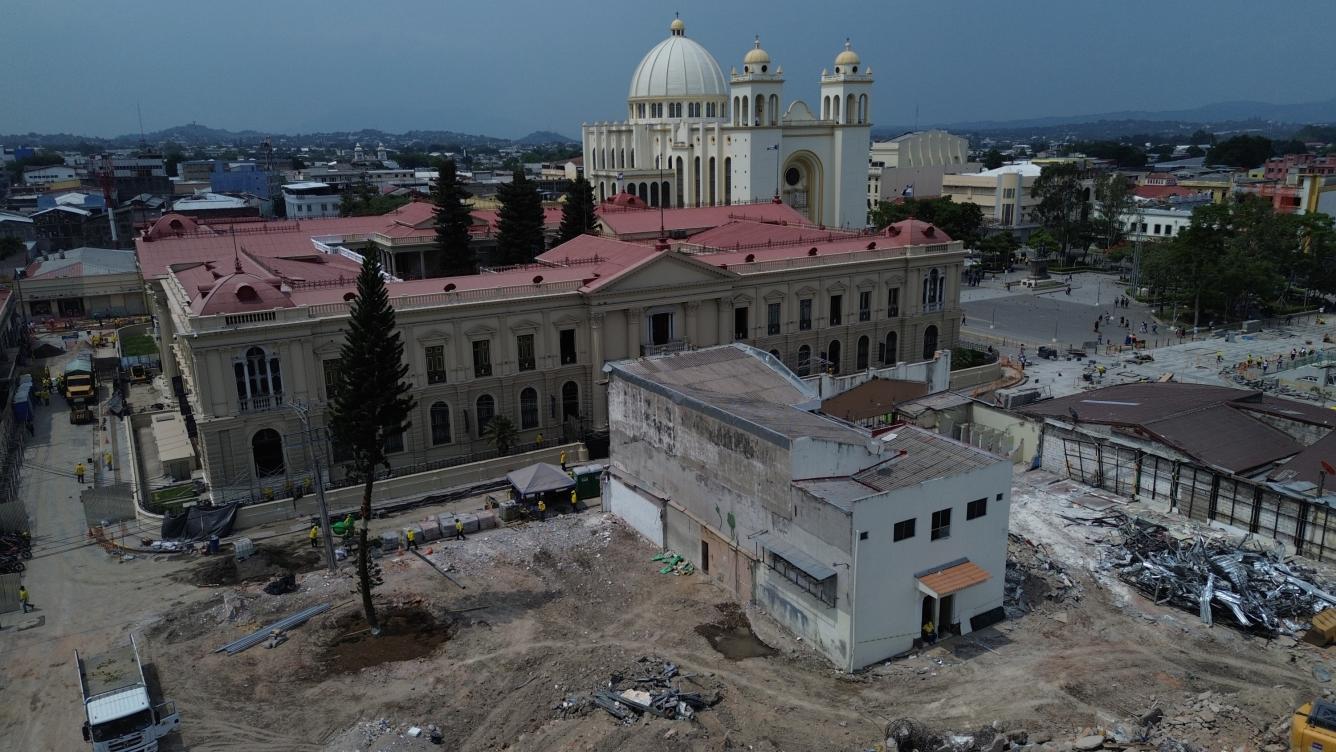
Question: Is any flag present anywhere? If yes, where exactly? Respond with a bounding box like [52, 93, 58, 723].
[902, 184, 914, 198]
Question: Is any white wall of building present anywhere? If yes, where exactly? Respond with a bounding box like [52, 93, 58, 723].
[607, 477, 665, 547]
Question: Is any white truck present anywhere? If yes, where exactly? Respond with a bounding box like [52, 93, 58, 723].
[76, 636, 180, 751]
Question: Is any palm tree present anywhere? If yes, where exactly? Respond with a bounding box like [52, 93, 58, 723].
[483, 415, 518, 456]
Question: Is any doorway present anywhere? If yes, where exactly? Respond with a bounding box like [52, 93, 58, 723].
[700, 539, 711, 574]
[940, 594, 956, 636]
[650, 312, 674, 346]
[920, 595, 937, 641]
[251, 429, 285, 478]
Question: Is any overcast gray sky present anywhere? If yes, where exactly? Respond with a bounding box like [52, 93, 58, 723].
[2, 0, 1333, 138]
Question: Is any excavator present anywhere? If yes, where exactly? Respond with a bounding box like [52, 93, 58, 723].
[1292, 700, 1336, 752]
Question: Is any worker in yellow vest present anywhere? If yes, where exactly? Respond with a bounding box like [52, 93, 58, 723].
[570, 489, 579, 512]
[453, 518, 466, 541]
[559, 450, 567, 469]
[537, 499, 546, 521]
[75, 463, 86, 483]
[309, 525, 320, 549]
[406, 528, 417, 550]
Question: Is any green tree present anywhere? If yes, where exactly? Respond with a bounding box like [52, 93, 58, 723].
[982, 149, 1004, 170]
[1093, 173, 1134, 250]
[1189, 129, 1216, 145]
[482, 414, 519, 456]
[1071, 141, 1147, 168]
[1206, 135, 1272, 168]
[1030, 162, 1091, 264]
[1027, 228, 1059, 260]
[977, 231, 1019, 271]
[328, 254, 417, 634]
[494, 170, 545, 265]
[1185, 145, 1206, 158]
[556, 176, 597, 245]
[432, 159, 475, 276]
[870, 196, 984, 246]
[1271, 139, 1309, 157]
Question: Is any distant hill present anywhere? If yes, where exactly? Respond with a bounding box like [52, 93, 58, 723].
[931, 97, 1336, 132]
[514, 130, 577, 145]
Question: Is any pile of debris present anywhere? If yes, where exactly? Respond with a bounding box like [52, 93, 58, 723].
[1079, 511, 1336, 636]
[1004, 533, 1081, 616]
[556, 656, 720, 724]
[651, 551, 695, 576]
[883, 717, 1020, 752]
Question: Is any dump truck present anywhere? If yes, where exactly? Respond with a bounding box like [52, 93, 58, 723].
[64, 356, 96, 424]
[76, 636, 180, 751]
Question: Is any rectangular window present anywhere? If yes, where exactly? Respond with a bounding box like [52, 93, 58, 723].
[893, 518, 916, 542]
[767, 302, 781, 335]
[967, 498, 988, 520]
[828, 294, 842, 326]
[887, 287, 900, 318]
[930, 508, 952, 540]
[559, 328, 577, 365]
[1153, 224, 1162, 235]
[516, 333, 536, 371]
[734, 306, 749, 340]
[767, 551, 836, 607]
[799, 298, 812, 330]
[858, 290, 871, 322]
[322, 358, 341, 399]
[425, 345, 447, 384]
[472, 340, 492, 378]
[383, 429, 405, 454]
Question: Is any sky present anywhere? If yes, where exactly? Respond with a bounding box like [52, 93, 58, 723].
[2, 0, 1334, 139]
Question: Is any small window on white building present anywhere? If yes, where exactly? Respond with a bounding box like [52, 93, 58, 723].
[930, 508, 951, 540]
[893, 518, 915, 542]
[966, 498, 987, 520]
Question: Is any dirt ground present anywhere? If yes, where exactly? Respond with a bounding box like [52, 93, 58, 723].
[2, 448, 1325, 750]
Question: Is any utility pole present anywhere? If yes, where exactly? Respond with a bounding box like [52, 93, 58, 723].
[286, 401, 336, 572]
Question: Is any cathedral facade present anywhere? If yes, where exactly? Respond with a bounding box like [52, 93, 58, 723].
[582, 17, 873, 229]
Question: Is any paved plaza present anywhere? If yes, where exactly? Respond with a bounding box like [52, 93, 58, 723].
[960, 271, 1334, 400]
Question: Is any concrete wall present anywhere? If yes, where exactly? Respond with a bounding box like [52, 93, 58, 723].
[607, 476, 664, 547]
[849, 457, 1011, 669]
[216, 444, 584, 530]
[968, 403, 1043, 465]
[1244, 411, 1331, 446]
[948, 361, 1003, 390]
[807, 350, 951, 399]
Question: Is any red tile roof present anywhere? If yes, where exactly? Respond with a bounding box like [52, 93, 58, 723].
[596, 201, 808, 237]
[1134, 185, 1198, 200]
[918, 560, 990, 596]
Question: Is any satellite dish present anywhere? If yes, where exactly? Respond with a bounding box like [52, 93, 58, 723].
[1322, 460, 1336, 476]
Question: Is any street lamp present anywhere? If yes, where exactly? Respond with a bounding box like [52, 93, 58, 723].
[285, 401, 336, 572]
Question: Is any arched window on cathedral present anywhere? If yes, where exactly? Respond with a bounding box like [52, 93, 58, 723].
[675, 157, 684, 208]
[708, 156, 716, 205]
[618, 148, 625, 169]
[693, 156, 701, 207]
[832, 96, 840, 123]
[822, 96, 830, 120]
[723, 158, 732, 205]
[754, 95, 764, 126]
[858, 94, 868, 124]
[742, 97, 749, 126]
[846, 94, 856, 125]
[650, 181, 659, 207]
[769, 94, 779, 126]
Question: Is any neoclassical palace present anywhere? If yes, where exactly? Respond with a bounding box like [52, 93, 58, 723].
[583, 17, 873, 229]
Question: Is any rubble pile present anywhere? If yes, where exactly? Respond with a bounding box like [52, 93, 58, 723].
[1005, 533, 1082, 616]
[556, 656, 721, 724]
[1077, 511, 1336, 636]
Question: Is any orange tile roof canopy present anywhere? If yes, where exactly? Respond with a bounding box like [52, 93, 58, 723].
[916, 560, 989, 597]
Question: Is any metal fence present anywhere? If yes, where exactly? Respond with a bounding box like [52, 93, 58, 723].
[0, 573, 19, 614]
[82, 482, 137, 529]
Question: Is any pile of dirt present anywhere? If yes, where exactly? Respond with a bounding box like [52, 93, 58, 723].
[321, 606, 454, 674]
[173, 544, 324, 587]
[694, 602, 776, 660]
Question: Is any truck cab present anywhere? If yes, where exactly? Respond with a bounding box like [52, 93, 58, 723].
[64, 356, 96, 425]
[76, 637, 180, 752]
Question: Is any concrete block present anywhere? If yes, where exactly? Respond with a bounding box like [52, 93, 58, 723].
[15, 615, 44, 631]
[457, 512, 480, 534]
[403, 524, 424, 544]
[417, 517, 442, 541]
[381, 530, 403, 551]
[438, 513, 478, 535]
[476, 510, 498, 530]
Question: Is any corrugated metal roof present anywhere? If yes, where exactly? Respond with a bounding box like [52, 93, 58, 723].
[821, 378, 930, 422]
[755, 532, 836, 581]
[791, 478, 875, 510]
[853, 428, 1001, 492]
[1023, 382, 1255, 424]
[1270, 430, 1336, 486]
[1141, 404, 1303, 473]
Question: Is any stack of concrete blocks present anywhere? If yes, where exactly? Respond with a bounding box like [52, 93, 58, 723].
[380, 530, 403, 552]
[403, 523, 424, 546]
[437, 510, 500, 536]
[415, 516, 443, 542]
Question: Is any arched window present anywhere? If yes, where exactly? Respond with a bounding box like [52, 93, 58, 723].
[650, 181, 660, 207]
[475, 394, 495, 438]
[561, 381, 581, 420]
[922, 325, 939, 360]
[619, 148, 625, 169]
[639, 182, 648, 200]
[846, 94, 855, 125]
[769, 349, 782, 360]
[924, 268, 940, 304]
[827, 340, 842, 374]
[858, 94, 868, 124]
[822, 96, 830, 120]
[599, 182, 606, 202]
[884, 331, 898, 364]
[733, 96, 740, 126]
[661, 181, 670, 207]
[797, 345, 812, 376]
[252, 428, 285, 477]
[708, 156, 716, 205]
[234, 346, 282, 406]
[693, 156, 701, 207]
[754, 94, 764, 126]
[520, 387, 539, 430]
[430, 402, 452, 445]
[769, 94, 779, 126]
[742, 96, 749, 126]
[723, 158, 732, 205]
[856, 336, 869, 370]
[937, 273, 946, 304]
[832, 96, 840, 123]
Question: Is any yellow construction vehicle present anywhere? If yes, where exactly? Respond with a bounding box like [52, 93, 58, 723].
[1292, 700, 1336, 752]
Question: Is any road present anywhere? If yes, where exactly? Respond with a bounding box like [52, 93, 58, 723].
[0, 362, 200, 751]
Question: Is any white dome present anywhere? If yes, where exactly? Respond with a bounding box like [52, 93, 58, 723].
[628, 20, 727, 101]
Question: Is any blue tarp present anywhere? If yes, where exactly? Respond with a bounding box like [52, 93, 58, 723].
[12, 383, 31, 422]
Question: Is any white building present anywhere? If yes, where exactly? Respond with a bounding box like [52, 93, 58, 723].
[23, 164, 78, 185]
[281, 182, 341, 218]
[605, 344, 1010, 671]
[941, 162, 1044, 234]
[867, 130, 976, 211]
[583, 17, 873, 229]
[1120, 204, 1194, 242]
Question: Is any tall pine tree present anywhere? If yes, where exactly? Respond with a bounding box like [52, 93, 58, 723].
[495, 169, 545, 265]
[328, 254, 417, 634]
[556, 176, 597, 245]
[433, 159, 475, 276]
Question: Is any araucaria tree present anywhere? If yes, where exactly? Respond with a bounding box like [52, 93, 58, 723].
[328, 254, 417, 633]
[433, 159, 475, 276]
[1092, 172, 1134, 250]
[495, 169, 546, 265]
[557, 176, 597, 245]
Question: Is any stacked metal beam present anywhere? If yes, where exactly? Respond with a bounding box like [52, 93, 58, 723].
[213, 603, 331, 656]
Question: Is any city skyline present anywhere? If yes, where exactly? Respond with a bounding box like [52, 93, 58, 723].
[3, 0, 1334, 139]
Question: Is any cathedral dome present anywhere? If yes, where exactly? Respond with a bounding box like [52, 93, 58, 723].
[743, 37, 771, 66]
[834, 40, 861, 67]
[628, 18, 728, 101]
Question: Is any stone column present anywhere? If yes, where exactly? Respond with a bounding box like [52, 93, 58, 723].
[685, 301, 700, 346]
[626, 308, 642, 358]
[590, 313, 608, 427]
[717, 297, 733, 346]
